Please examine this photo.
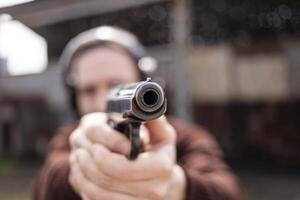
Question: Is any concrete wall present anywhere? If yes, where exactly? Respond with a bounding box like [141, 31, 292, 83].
[0, 65, 67, 109]
[187, 43, 300, 103]
[189, 45, 234, 103]
[235, 53, 288, 102]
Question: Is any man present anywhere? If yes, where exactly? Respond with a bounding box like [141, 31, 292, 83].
[34, 26, 241, 200]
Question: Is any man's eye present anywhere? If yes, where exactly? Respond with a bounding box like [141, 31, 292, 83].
[108, 81, 122, 88]
[78, 87, 96, 96]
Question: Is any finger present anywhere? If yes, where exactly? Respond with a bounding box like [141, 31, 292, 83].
[75, 148, 170, 198]
[91, 144, 175, 181]
[80, 193, 91, 200]
[80, 112, 107, 126]
[81, 113, 131, 155]
[140, 125, 150, 149]
[69, 128, 92, 150]
[69, 163, 80, 193]
[145, 116, 176, 145]
[75, 148, 133, 195]
[84, 122, 131, 155]
[69, 151, 77, 166]
[71, 162, 142, 200]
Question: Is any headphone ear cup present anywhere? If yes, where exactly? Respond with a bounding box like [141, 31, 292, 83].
[63, 79, 80, 119]
[69, 87, 80, 119]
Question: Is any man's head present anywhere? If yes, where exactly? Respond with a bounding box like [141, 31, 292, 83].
[72, 45, 139, 115]
[60, 26, 155, 118]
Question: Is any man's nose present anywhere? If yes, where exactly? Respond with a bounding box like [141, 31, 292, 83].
[94, 89, 107, 112]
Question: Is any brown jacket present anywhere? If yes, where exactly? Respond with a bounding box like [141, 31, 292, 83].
[34, 118, 242, 200]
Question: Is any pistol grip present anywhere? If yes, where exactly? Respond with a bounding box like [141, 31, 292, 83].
[110, 120, 141, 160]
[127, 121, 141, 160]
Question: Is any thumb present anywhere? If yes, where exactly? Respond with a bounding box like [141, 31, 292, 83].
[145, 116, 176, 145]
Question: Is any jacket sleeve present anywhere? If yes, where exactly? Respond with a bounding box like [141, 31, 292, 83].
[171, 119, 242, 200]
[33, 124, 81, 200]
[33, 120, 242, 200]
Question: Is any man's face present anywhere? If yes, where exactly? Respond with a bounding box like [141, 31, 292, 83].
[72, 46, 139, 115]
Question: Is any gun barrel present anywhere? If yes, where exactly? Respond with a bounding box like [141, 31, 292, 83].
[135, 82, 164, 113]
[107, 79, 167, 121]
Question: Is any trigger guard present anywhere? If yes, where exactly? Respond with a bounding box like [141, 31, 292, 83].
[128, 121, 141, 160]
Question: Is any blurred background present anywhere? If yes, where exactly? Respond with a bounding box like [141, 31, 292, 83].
[0, 0, 299, 199]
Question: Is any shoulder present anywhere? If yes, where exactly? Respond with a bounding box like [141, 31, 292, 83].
[167, 117, 223, 157]
[168, 117, 215, 142]
[48, 122, 78, 152]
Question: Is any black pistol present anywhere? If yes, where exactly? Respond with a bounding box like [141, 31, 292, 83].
[107, 78, 167, 160]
